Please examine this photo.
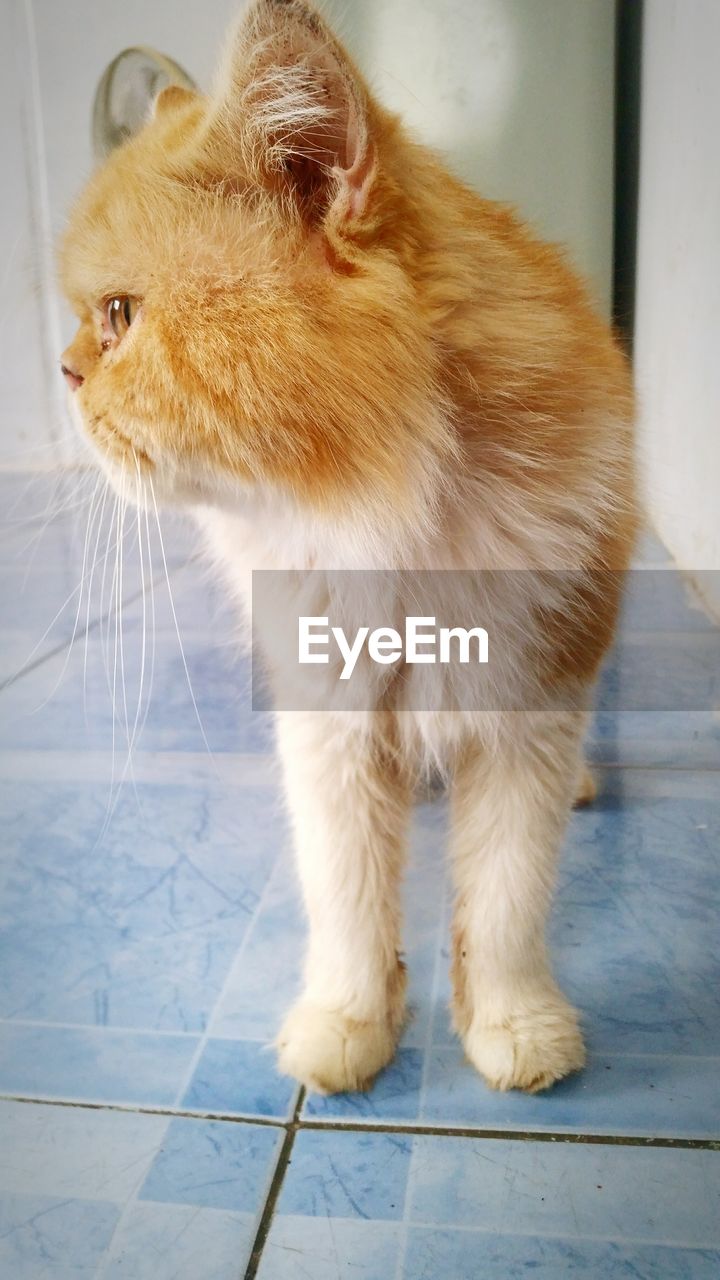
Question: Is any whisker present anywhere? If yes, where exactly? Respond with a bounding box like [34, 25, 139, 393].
[93, 477, 148, 849]
[13, 468, 96, 580]
[99, 492, 121, 682]
[114, 488, 145, 814]
[128, 454, 148, 754]
[108, 487, 123, 804]
[3, 475, 105, 694]
[83, 478, 111, 724]
[93, 482, 127, 851]
[133, 494, 158, 748]
[117, 486, 133, 753]
[148, 473, 218, 771]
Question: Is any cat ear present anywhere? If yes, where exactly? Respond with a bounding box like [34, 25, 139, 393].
[92, 47, 196, 160]
[211, 0, 374, 223]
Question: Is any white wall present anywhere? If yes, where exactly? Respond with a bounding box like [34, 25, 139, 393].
[0, 2, 57, 466]
[634, 0, 720, 596]
[1, 0, 617, 467]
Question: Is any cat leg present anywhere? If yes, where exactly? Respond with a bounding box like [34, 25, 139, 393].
[275, 710, 409, 1093]
[450, 713, 586, 1093]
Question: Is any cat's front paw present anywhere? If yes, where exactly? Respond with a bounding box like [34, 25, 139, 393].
[461, 995, 586, 1093]
[276, 1000, 399, 1094]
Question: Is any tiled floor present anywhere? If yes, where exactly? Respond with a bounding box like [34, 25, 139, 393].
[0, 470, 718, 1279]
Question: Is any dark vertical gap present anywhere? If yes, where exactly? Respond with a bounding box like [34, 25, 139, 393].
[612, 0, 644, 355]
[244, 1088, 306, 1280]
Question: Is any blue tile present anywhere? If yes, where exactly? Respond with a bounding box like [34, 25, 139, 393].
[208, 854, 304, 1043]
[0, 1099, 167, 1198]
[596, 632, 720, 712]
[103, 1204, 261, 1279]
[0, 567, 81, 635]
[304, 1049, 424, 1124]
[3, 472, 720, 1280]
[182, 1038, 298, 1119]
[554, 780, 720, 1060]
[0, 778, 282, 1034]
[293, 770, 720, 1137]
[618, 569, 718, 632]
[0, 483, 199, 688]
[587, 711, 720, 767]
[401, 803, 449, 1050]
[0, 1024, 198, 1106]
[261, 1133, 720, 1278]
[139, 1115, 282, 1212]
[407, 1137, 720, 1244]
[0, 479, 92, 575]
[0, 1099, 269, 1279]
[258, 1217, 400, 1279]
[276, 1130, 412, 1221]
[586, 564, 720, 765]
[421, 1045, 720, 1138]
[0, 619, 273, 753]
[0, 1194, 120, 1280]
[0, 471, 196, 578]
[404, 1230, 720, 1280]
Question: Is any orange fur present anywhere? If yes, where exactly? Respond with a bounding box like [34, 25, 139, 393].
[58, 0, 638, 1096]
[60, 0, 635, 595]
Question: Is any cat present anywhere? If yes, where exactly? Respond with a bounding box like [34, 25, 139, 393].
[58, 0, 636, 1095]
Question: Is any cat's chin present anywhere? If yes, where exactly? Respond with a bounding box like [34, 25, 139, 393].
[99, 461, 222, 512]
[94, 453, 248, 517]
[74, 422, 228, 513]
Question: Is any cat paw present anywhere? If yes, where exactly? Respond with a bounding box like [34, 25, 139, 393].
[462, 997, 586, 1093]
[276, 1001, 399, 1094]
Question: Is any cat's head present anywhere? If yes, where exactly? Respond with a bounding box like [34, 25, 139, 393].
[59, 0, 450, 527]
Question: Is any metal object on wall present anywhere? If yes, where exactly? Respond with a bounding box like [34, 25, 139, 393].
[92, 47, 195, 160]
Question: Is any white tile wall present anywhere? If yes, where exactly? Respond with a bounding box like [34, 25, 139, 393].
[2, 0, 617, 468]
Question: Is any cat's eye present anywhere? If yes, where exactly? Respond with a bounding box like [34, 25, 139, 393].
[105, 295, 140, 339]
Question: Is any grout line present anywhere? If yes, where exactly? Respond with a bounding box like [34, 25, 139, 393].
[296, 1118, 720, 1150]
[0, 1018, 202, 1038]
[3, 1092, 718, 1150]
[0, 1020, 294, 1044]
[1, 1092, 291, 1129]
[243, 1088, 306, 1280]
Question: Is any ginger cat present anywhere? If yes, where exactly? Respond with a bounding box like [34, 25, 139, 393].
[59, 0, 636, 1095]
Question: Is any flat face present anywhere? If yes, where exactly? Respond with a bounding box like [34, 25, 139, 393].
[1, 475, 719, 1276]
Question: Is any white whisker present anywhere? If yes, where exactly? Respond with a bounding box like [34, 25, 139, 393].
[133, 495, 158, 748]
[149, 473, 218, 772]
[6, 475, 105, 696]
[128, 455, 148, 754]
[83, 479, 111, 723]
[93, 482, 129, 851]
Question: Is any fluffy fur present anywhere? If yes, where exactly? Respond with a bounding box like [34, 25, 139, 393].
[59, 0, 637, 1094]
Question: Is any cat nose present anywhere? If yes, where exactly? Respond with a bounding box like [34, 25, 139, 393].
[60, 362, 84, 392]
